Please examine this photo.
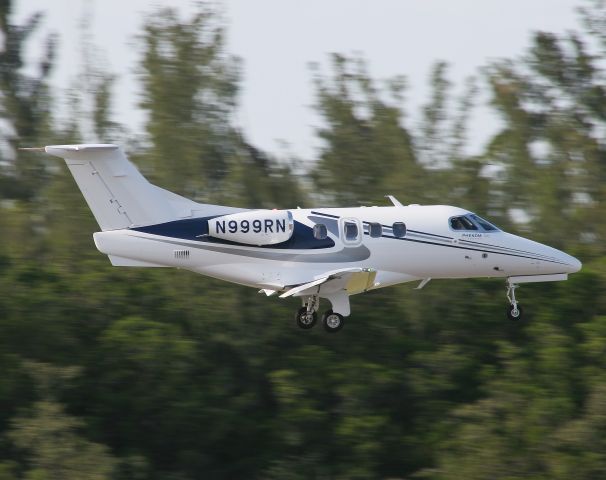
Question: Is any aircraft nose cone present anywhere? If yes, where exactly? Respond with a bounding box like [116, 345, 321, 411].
[564, 255, 582, 273]
[533, 238, 582, 274]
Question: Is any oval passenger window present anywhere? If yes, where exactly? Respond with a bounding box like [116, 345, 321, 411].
[344, 222, 359, 241]
[369, 222, 382, 238]
[393, 222, 406, 238]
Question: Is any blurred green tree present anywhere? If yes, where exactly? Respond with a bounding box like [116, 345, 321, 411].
[7, 362, 116, 480]
[312, 54, 421, 206]
[137, 5, 304, 209]
[0, 2, 603, 480]
[0, 1, 55, 201]
[482, 25, 606, 255]
[0, 0, 57, 262]
[137, 6, 240, 199]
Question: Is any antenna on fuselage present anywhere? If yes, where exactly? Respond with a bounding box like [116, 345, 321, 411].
[385, 195, 403, 207]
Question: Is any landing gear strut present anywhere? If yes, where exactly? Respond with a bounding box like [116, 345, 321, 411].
[506, 282, 523, 321]
[295, 296, 319, 329]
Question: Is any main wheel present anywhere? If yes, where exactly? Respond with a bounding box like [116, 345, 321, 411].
[507, 304, 523, 321]
[296, 307, 317, 329]
[322, 310, 344, 333]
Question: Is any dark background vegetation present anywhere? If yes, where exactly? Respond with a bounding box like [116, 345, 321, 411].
[0, 1, 605, 478]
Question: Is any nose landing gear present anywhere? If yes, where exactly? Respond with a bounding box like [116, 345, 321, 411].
[506, 282, 523, 321]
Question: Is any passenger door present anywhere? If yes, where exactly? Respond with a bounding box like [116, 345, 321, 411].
[339, 218, 362, 246]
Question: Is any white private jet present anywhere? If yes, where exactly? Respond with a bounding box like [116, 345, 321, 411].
[32, 144, 582, 332]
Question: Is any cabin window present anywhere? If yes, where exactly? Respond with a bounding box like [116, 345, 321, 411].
[393, 222, 407, 238]
[313, 223, 328, 240]
[450, 216, 478, 231]
[369, 222, 382, 238]
[344, 221, 359, 241]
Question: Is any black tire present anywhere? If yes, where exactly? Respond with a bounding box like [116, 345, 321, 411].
[296, 307, 317, 329]
[507, 304, 523, 321]
[322, 310, 344, 333]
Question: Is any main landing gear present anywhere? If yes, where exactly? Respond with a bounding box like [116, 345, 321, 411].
[296, 296, 345, 333]
[322, 310, 344, 333]
[506, 282, 524, 321]
[295, 306, 317, 329]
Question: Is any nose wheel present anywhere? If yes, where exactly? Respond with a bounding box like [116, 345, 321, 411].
[506, 282, 523, 321]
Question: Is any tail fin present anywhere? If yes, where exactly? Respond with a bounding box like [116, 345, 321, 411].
[45, 144, 209, 230]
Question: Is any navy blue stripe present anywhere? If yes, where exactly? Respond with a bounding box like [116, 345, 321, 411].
[310, 211, 340, 219]
[362, 220, 453, 240]
[311, 210, 454, 241]
[310, 210, 560, 260]
[457, 238, 557, 260]
[135, 215, 567, 266]
[132, 216, 335, 250]
[407, 230, 453, 240]
[380, 234, 569, 266]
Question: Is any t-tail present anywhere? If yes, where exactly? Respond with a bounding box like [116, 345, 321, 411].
[43, 144, 235, 230]
[39, 144, 243, 267]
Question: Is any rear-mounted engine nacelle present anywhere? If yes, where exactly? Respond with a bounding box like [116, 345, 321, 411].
[208, 210, 294, 246]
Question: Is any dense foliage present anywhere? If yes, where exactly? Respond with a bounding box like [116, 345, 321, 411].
[0, 2, 605, 479]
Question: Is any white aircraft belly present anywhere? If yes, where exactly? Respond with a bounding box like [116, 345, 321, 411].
[94, 230, 371, 289]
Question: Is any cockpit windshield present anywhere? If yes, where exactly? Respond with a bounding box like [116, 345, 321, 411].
[449, 214, 500, 232]
[450, 216, 478, 231]
[468, 214, 499, 231]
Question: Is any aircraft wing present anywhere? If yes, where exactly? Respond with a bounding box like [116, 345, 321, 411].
[279, 268, 376, 298]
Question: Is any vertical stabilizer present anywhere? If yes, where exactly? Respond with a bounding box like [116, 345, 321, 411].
[45, 144, 200, 230]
